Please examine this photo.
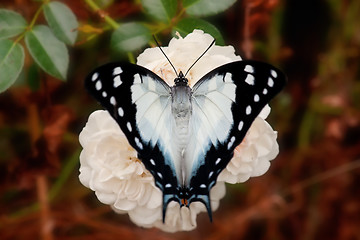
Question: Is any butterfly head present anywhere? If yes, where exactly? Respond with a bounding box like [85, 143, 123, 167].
[174, 71, 188, 86]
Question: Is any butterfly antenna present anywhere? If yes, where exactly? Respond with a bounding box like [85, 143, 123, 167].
[184, 39, 216, 77]
[153, 35, 178, 77]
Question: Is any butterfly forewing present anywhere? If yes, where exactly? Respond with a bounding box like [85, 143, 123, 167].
[186, 61, 286, 210]
[85, 62, 180, 207]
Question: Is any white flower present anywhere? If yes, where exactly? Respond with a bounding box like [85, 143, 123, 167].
[79, 29, 279, 232]
[79, 110, 226, 232]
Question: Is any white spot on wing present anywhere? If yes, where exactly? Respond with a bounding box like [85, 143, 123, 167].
[215, 158, 221, 165]
[165, 183, 171, 188]
[92, 72, 98, 81]
[209, 171, 214, 178]
[268, 77, 274, 87]
[134, 137, 143, 149]
[110, 96, 116, 105]
[254, 94, 260, 102]
[157, 172, 163, 179]
[150, 159, 155, 166]
[113, 75, 122, 87]
[224, 72, 233, 83]
[134, 73, 141, 84]
[200, 184, 206, 188]
[263, 88, 268, 95]
[95, 80, 102, 90]
[271, 69, 277, 78]
[238, 121, 244, 131]
[113, 67, 122, 75]
[127, 122, 132, 132]
[244, 65, 254, 73]
[102, 91, 107, 98]
[245, 74, 255, 85]
[118, 107, 124, 117]
[227, 136, 236, 149]
[246, 105, 252, 115]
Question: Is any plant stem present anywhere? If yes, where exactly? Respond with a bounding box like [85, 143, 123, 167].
[49, 149, 81, 201]
[13, 3, 44, 44]
[37, 175, 54, 240]
[84, 0, 120, 30]
[127, 52, 135, 64]
[285, 159, 360, 195]
[29, 4, 44, 30]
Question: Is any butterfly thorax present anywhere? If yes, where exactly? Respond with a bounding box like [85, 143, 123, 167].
[171, 71, 192, 127]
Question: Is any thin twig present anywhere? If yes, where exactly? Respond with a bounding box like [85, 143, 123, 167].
[84, 0, 120, 30]
[37, 175, 54, 240]
[242, 0, 253, 58]
[285, 159, 360, 195]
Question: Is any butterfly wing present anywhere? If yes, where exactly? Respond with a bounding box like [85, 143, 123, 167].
[185, 60, 286, 219]
[85, 62, 181, 218]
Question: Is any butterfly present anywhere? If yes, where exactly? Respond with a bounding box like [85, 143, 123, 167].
[85, 42, 286, 223]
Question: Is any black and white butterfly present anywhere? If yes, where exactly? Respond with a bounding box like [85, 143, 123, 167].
[85, 42, 286, 223]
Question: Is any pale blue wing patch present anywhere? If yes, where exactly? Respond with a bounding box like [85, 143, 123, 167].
[130, 73, 182, 180]
[184, 72, 237, 184]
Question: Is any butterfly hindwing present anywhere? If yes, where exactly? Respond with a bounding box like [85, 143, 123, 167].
[186, 61, 286, 214]
[85, 62, 179, 208]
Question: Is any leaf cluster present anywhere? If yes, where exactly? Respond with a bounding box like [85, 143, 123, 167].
[0, 2, 78, 92]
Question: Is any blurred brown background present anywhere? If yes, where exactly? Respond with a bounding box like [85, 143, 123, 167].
[1, 0, 360, 239]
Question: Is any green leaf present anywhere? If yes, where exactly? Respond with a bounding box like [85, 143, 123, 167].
[0, 9, 27, 39]
[141, 0, 177, 22]
[44, 1, 78, 45]
[174, 18, 224, 45]
[0, 39, 25, 92]
[25, 25, 69, 80]
[183, 0, 236, 17]
[111, 23, 151, 53]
